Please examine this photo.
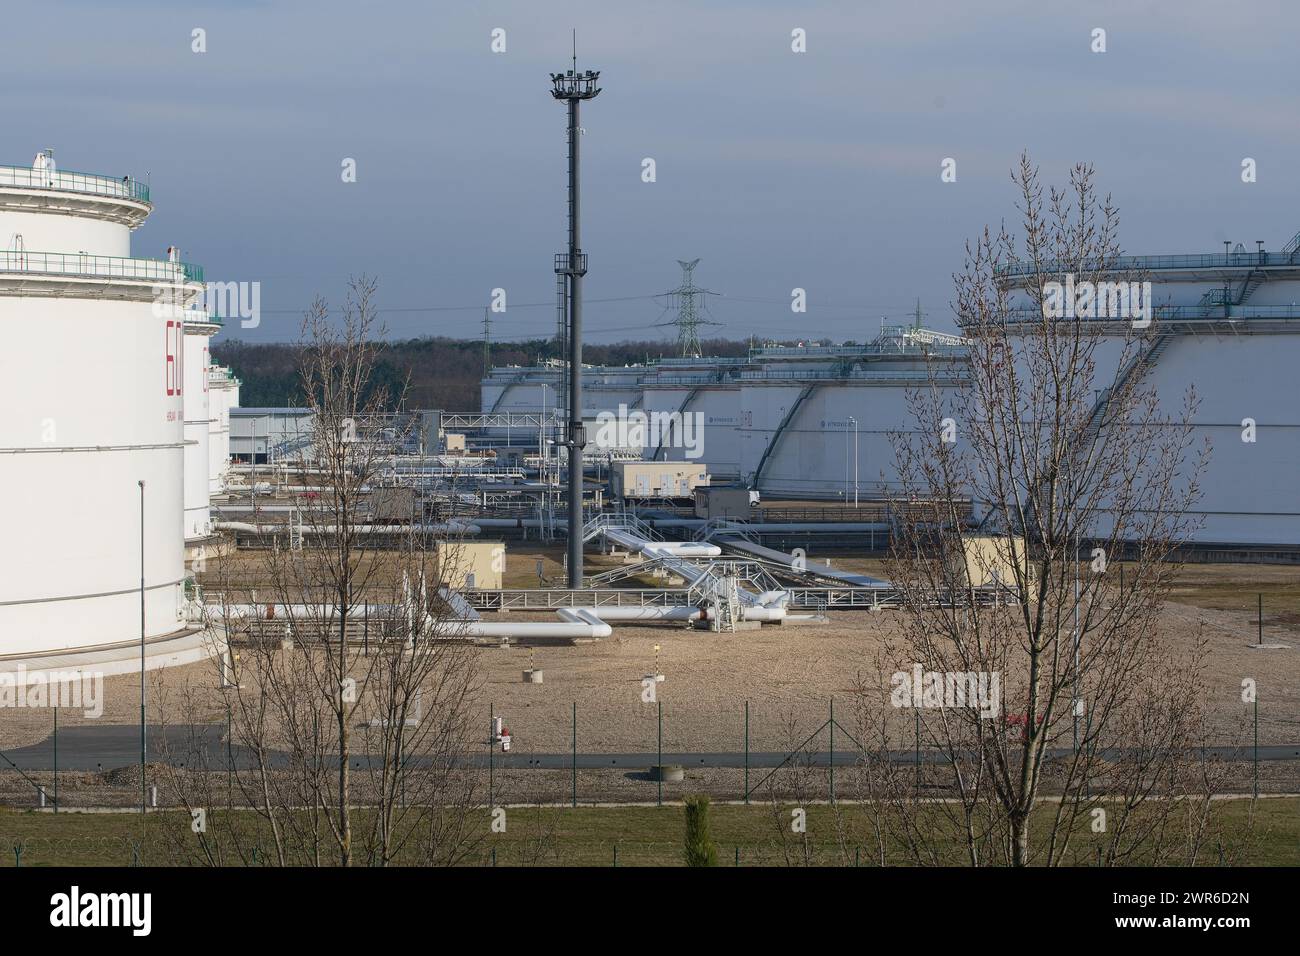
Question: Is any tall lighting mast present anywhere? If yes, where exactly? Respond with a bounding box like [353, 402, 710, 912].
[551, 45, 601, 588]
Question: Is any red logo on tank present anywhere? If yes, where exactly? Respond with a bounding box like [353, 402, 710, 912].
[165, 320, 184, 397]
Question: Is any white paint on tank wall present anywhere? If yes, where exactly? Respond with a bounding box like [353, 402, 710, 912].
[208, 373, 236, 493]
[183, 325, 214, 540]
[742, 383, 951, 498]
[0, 297, 186, 655]
[1003, 327, 1300, 545]
[642, 386, 742, 478]
[0, 209, 131, 258]
[737, 384, 804, 489]
[488, 382, 556, 416]
[1127, 334, 1300, 545]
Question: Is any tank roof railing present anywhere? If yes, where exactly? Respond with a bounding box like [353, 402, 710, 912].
[656, 356, 751, 367]
[183, 308, 223, 327]
[996, 247, 1300, 279]
[748, 341, 968, 361]
[736, 367, 969, 384]
[0, 164, 150, 204]
[997, 304, 1300, 323]
[0, 249, 202, 285]
[641, 374, 731, 386]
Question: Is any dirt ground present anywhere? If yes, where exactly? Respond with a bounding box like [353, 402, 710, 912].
[3, 540, 1295, 814]
[3, 572, 1295, 764]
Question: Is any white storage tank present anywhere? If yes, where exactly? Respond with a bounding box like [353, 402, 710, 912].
[0, 155, 200, 658]
[182, 312, 219, 545]
[207, 365, 239, 493]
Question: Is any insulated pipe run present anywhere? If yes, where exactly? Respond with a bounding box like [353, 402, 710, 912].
[208, 602, 613, 641]
[599, 528, 789, 621]
[208, 595, 779, 639]
[213, 520, 481, 535]
[603, 529, 721, 559]
[462, 612, 611, 640]
[468, 516, 889, 533]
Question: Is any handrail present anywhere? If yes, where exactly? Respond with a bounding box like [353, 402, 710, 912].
[737, 368, 968, 382]
[0, 249, 201, 284]
[996, 250, 1292, 277]
[748, 343, 967, 360]
[998, 305, 1300, 322]
[184, 309, 224, 327]
[0, 164, 150, 203]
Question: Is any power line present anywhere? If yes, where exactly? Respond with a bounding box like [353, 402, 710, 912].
[256, 293, 939, 317]
[256, 293, 663, 316]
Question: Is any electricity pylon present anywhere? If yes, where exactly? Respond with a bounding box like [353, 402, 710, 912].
[659, 258, 720, 358]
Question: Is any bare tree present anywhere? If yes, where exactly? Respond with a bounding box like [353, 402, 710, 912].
[859, 156, 1238, 866]
[158, 277, 485, 867]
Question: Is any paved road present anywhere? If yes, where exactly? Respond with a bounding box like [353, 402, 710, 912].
[3, 724, 1298, 772]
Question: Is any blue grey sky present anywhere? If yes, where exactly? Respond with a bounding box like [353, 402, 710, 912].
[3, 0, 1297, 344]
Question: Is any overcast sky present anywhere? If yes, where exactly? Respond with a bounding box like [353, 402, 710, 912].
[4, 0, 1298, 345]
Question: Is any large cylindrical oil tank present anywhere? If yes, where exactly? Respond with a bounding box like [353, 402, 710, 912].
[183, 317, 218, 541]
[0, 160, 199, 657]
[207, 365, 239, 493]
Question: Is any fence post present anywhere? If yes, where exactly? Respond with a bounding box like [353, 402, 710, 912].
[829, 697, 835, 804]
[744, 699, 749, 805]
[914, 710, 921, 790]
[572, 701, 577, 808]
[227, 704, 234, 800]
[53, 705, 58, 814]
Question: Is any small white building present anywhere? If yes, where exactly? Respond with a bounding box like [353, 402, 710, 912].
[610, 461, 710, 501]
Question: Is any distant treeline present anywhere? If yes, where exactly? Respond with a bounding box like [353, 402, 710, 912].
[212, 336, 754, 412]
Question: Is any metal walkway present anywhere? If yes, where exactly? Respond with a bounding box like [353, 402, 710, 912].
[464, 586, 998, 611]
[713, 536, 891, 588]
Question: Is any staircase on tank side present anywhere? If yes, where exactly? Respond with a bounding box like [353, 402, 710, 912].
[749, 382, 818, 490]
[1082, 329, 1173, 441]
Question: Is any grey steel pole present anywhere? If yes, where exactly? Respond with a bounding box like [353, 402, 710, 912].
[551, 60, 599, 585]
[566, 94, 585, 587]
[1074, 535, 1080, 750]
[744, 699, 749, 805]
[829, 697, 834, 803]
[853, 419, 859, 507]
[138, 480, 146, 816]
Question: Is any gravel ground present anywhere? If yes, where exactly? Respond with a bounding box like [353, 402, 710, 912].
[2, 597, 1294, 762]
